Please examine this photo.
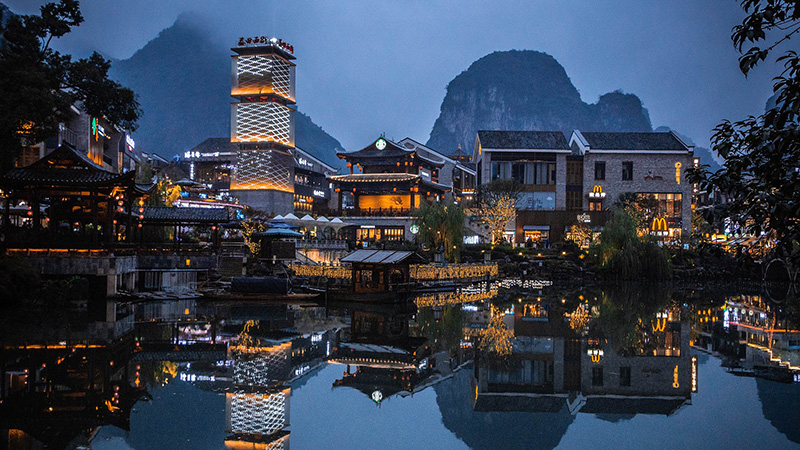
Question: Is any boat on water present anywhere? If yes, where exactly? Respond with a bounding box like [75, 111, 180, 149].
[200, 276, 321, 302]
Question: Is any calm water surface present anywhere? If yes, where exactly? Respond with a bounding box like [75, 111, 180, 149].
[2, 281, 799, 449]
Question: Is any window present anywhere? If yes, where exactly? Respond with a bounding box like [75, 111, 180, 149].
[594, 161, 606, 180]
[592, 367, 604, 386]
[566, 191, 582, 210]
[533, 162, 557, 185]
[511, 162, 526, 184]
[620, 367, 631, 386]
[622, 161, 633, 181]
[566, 160, 583, 185]
[589, 201, 602, 211]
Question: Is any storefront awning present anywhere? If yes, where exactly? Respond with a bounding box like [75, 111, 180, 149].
[523, 225, 550, 231]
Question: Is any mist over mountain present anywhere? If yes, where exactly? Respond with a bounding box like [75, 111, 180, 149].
[109, 13, 345, 169]
[426, 51, 653, 153]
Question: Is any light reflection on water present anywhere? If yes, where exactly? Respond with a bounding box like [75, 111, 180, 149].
[2, 280, 799, 449]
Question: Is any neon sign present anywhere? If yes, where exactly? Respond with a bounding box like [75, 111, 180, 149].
[312, 189, 326, 198]
[691, 356, 698, 392]
[673, 365, 680, 388]
[237, 36, 294, 54]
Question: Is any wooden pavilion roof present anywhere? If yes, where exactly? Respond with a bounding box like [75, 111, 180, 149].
[0, 144, 152, 193]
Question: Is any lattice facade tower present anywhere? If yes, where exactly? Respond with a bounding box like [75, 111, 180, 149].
[230, 38, 297, 213]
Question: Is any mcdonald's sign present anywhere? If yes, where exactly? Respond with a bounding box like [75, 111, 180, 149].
[587, 348, 604, 363]
[589, 185, 606, 199]
[650, 217, 668, 237]
[652, 318, 667, 332]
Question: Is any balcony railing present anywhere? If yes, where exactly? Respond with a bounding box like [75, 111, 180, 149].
[290, 238, 348, 250]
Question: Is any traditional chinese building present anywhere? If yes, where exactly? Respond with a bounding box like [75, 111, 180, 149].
[329, 137, 450, 245]
[0, 143, 153, 247]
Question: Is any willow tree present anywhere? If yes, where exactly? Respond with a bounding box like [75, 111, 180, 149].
[415, 201, 465, 262]
[476, 179, 522, 244]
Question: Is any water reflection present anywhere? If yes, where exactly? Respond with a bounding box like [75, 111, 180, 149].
[1, 281, 799, 449]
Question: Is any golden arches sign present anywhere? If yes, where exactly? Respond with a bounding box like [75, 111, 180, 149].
[591, 354, 602, 363]
[592, 185, 603, 194]
[652, 318, 667, 332]
[651, 217, 668, 232]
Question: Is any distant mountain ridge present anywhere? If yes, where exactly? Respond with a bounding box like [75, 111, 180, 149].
[427, 50, 653, 154]
[109, 13, 345, 170]
[426, 50, 719, 171]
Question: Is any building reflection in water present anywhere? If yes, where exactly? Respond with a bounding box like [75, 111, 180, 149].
[693, 294, 800, 382]
[473, 296, 697, 416]
[328, 302, 434, 405]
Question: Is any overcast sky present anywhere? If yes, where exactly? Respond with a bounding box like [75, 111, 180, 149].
[4, 0, 779, 153]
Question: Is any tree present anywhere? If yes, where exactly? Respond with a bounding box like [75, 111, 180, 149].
[479, 306, 514, 357]
[476, 179, 522, 244]
[0, 1, 141, 170]
[593, 208, 671, 280]
[415, 201, 466, 262]
[614, 192, 659, 231]
[688, 0, 800, 268]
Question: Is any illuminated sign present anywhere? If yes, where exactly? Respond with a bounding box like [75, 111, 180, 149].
[652, 311, 668, 331]
[91, 117, 107, 141]
[184, 151, 231, 159]
[691, 356, 698, 392]
[410, 224, 420, 235]
[126, 135, 135, 150]
[313, 189, 326, 198]
[298, 157, 313, 168]
[420, 169, 431, 178]
[577, 213, 591, 223]
[371, 390, 383, 403]
[237, 36, 294, 54]
[589, 185, 606, 198]
[587, 348, 604, 363]
[673, 365, 680, 388]
[375, 138, 387, 150]
[463, 235, 479, 244]
[675, 162, 682, 184]
[294, 365, 311, 377]
[360, 225, 375, 229]
[651, 217, 669, 237]
[311, 333, 323, 343]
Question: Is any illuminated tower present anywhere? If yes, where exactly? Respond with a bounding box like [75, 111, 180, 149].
[230, 36, 297, 213]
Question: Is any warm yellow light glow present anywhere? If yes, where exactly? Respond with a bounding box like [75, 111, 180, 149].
[229, 181, 294, 193]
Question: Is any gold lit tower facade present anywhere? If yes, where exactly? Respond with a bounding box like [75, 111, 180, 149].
[230, 36, 297, 213]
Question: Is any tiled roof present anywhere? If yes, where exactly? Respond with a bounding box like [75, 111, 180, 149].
[580, 132, 690, 151]
[580, 396, 688, 415]
[187, 137, 238, 153]
[477, 131, 569, 150]
[338, 138, 412, 159]
[142, 206, 229, 222]
[0, 144, 134, 186]
[341, 249, 427, 264]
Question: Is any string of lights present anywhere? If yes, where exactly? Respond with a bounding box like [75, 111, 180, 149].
[414, 289, 498, 308]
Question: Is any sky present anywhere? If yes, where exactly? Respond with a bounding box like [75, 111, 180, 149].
[4, 0, 780, 153]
